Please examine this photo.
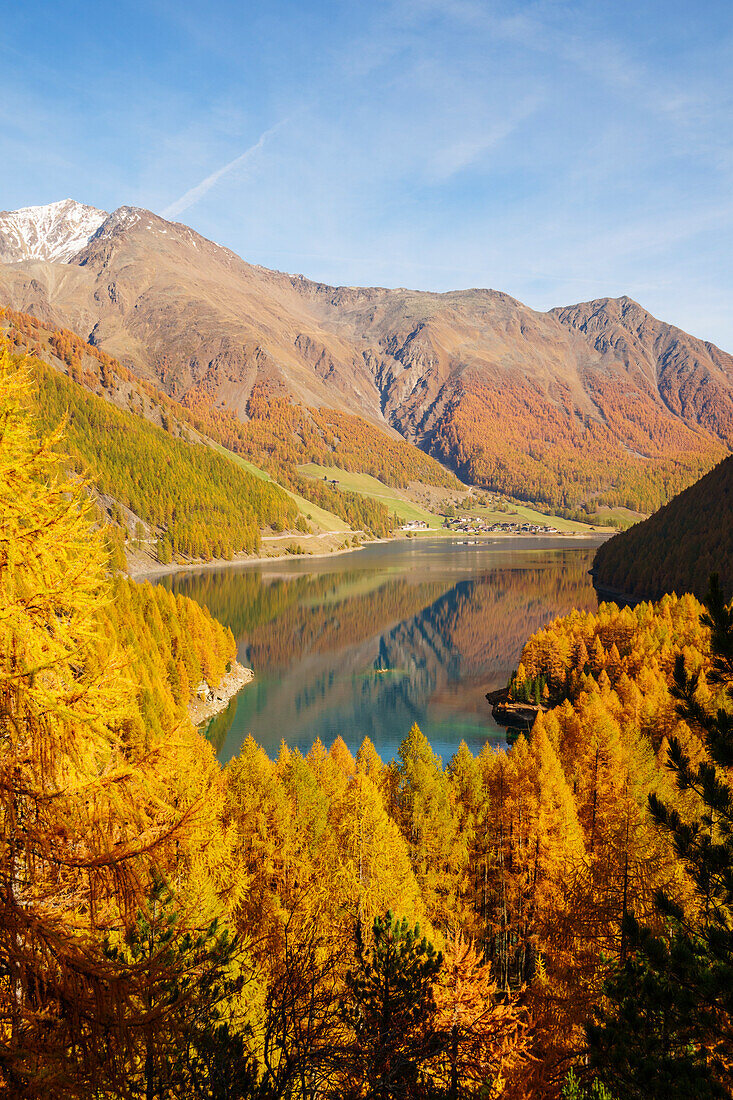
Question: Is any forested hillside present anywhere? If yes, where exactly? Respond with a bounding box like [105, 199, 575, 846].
[105, 576, 236, 737]
[592, 454, 733, 601]
[4, 307, 451, 544]
[33, 359, 298, 559]
[2, 309, 305, 560]
[231, 380, 459, 489]
[431, 375, 725, 513]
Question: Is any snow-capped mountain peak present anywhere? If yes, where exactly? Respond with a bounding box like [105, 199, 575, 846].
[0, 199, 108, 264]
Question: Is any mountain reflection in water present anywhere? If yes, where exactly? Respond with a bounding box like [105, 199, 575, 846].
[157, 538, 603, 763]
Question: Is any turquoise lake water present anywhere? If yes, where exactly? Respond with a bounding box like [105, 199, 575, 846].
[156, 537, 604, 765]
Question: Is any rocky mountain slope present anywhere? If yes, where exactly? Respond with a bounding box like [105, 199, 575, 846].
[0, 199, 107, 263]
[3, 306, 447, 559]
[1, 200, 732, 513]
[551, 296, 733, 445]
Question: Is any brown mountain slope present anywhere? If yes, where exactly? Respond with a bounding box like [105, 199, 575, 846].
[1, 201, 732, 513]
[551, 296, 733, 445]
[0, 206, 384, 421]
[304, 283, 730, 511]
[2, 306, 452, 544]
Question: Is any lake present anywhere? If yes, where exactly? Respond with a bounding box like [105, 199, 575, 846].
[156, 537, 605, 766]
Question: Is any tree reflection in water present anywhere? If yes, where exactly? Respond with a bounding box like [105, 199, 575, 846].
[158, 539, 601, 763]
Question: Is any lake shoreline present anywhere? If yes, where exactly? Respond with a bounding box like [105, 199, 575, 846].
[130, 529, 611, 583]
[130, 538, 390, 581]
[188, 661, 254, 726]
[164, 536, 603, 764]
[590, 572, 647, 607]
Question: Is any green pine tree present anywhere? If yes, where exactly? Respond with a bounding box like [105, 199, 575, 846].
[341, 911, 443, 1099]
[104, 871, 253, 1099]
[563, 1069, 615, 1099]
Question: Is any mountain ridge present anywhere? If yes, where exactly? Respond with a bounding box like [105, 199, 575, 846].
[2, 199, 732, 515]
[0, 199, 108, 263]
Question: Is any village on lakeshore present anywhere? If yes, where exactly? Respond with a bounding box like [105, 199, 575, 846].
[401, 516, 560, 535]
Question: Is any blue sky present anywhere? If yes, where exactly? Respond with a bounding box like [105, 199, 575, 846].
[3, 0, 733, 347]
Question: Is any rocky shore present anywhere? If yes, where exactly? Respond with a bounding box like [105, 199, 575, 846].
[485, 687, 546, 730]
[188, 661, 254, 726]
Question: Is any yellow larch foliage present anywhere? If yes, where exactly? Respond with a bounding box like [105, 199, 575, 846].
[355, 735, 384, 783]
[307, 736, 349, 799]
[329, 734, 356, 778]
[328, 772, 423, 930]
[225, 735, 296, 947]
[432, 934, 525, 1098]
[397, 723, 466, 927]
[0, 342, 215, 1087]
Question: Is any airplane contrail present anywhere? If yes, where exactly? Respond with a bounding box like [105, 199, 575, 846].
[162, 118, 287, 219]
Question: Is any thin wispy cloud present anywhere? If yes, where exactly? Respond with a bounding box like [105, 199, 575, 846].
[398, 0, 712, 130]
[162, 118, 288, 219]
[428, 95, 541, 180]
[3, 1, 733, 347]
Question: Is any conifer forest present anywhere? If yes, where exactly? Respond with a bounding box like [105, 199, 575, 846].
[2, 310, 733, 1100]
[2, 7, 733, 1091]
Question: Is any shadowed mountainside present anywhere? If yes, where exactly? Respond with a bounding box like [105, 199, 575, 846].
[592, 455, 733, 602]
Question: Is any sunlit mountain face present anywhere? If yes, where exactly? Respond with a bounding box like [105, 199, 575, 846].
[2, 201, 732, 517]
